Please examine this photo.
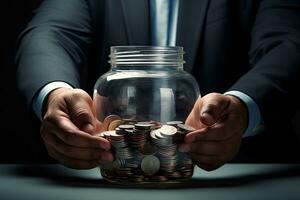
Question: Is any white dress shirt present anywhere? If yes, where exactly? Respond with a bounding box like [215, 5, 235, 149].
[33, 0, 261, 137]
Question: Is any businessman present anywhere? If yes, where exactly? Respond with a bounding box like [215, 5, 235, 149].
[16, 0, 300, 169]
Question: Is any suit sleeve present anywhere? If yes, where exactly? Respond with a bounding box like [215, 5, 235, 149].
[229, 0, 300, 126]
[16, 0, 93, 108]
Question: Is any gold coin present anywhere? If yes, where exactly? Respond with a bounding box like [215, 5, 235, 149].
[102, 114, 122, 131]
[108, 119, 124, 131]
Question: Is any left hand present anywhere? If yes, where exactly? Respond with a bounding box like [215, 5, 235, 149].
[179, 93, 248, 171]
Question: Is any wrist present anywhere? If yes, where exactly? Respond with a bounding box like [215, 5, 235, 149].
[226, 95, 248, 134]
[224, 91, 262, 137]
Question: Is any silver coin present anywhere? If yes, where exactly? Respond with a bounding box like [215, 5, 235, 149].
[141, 155, 160, 175]
[135, 123, 153, 130]
[160, 125, 177, 137]
[102, 130, 115, 138]
[177, 124, 196, 132]
[119, 124, 135, 130]
[166, 121, 183, 126]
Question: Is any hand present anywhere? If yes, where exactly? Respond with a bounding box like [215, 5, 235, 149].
[40, 88, 113, 169]
[179, 93, 247, 171]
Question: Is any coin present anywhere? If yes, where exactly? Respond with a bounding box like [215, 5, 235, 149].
[118, 124, 135, 130]
[160, 125, 177, 137]
[177, 124, 196, 132]
[101, 131, 114, 138]
[100, 117, 194, 183]
[134, 123, 153, 130]
[141, 155, 160, 175]
[102, 114, 122, 131]
[166, 121, 183, 126]
[108, 119, 124, 131]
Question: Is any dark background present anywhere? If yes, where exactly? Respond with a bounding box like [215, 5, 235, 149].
[1, 0, 47, 163]
[1, 0, 300, 164]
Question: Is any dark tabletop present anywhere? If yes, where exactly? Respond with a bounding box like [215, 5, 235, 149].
[0, 164, 300, 200]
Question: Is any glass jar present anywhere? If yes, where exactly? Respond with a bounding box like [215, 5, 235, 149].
[93, 46, 200, 185]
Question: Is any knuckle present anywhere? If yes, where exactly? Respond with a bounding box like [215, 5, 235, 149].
[72, 89, 92, 102]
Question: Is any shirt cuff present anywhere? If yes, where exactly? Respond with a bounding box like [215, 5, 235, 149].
[33, 81, 73, 120]
[224, 90, 262, 138]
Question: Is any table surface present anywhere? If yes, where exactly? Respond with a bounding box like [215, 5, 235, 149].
[1, 164, 300, 200]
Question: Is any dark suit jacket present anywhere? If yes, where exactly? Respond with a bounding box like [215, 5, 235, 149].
[16, 0, 300, 162]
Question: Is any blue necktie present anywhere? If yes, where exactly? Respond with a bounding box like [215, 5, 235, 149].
[150, 0, 179, 46]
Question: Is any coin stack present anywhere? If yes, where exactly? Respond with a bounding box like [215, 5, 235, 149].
[99, 115, 195, 183]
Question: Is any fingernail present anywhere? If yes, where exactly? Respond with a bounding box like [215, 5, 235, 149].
[201, 112, 216, 126]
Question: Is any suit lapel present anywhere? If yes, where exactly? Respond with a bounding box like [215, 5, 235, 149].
[121, 0, 150, 45]
[177, 0, 210, 72]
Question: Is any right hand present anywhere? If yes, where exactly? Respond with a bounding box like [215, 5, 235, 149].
[40, 88, 113, 169]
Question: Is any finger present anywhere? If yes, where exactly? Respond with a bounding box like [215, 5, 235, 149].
[42, 131, 113, 162]
[185, 99, 207, 130]
[44, 117, 111, 150]
[193, 159, 224, 172]
[189, 141, 225, 156]
[45, 144, 102, 169]
[184, 128, 208, 143]
[179, 140, 226, 156]
[191, 153, 222, 166]
[91, 119, 103, 136]
[178, 144, 222, 171]
[199, 93, 230, 126]
[64, 89, 96, 133]
[184, 121, 237, 142]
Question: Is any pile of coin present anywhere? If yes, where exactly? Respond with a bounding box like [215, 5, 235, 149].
[99, 115, 196, 183]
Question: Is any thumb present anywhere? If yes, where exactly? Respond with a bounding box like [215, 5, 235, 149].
[199, 93, 230, 126]
[65, 90, 97, 134]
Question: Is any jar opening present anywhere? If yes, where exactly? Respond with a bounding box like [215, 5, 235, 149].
[109, 46, 185, 68]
